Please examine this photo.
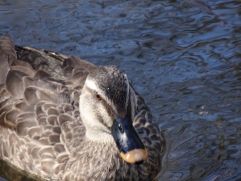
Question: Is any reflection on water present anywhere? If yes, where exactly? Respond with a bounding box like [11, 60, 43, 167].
[0, 0, 241, 180]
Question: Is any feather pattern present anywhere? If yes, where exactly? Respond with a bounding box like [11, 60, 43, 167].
[0, 35, 163, 181]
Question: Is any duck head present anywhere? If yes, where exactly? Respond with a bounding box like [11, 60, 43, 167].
[79, 65, 148, 164]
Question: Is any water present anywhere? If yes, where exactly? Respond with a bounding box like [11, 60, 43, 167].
[0, 0, 241, 180]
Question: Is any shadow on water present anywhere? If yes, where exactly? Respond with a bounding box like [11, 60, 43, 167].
[0, 0, 241, 180]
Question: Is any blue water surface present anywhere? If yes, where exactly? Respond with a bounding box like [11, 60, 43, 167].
[0, 0, 241, 180]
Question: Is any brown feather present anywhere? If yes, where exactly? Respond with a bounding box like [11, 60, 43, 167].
[0, 54, 10, 84]
[5, 70, 26, 98]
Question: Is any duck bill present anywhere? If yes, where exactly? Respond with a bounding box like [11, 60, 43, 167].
[111, 114, 148, 165]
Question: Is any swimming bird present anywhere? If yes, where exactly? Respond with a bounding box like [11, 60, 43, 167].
[0, 35, 163, 181]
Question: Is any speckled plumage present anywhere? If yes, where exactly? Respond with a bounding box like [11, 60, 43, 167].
[0, 35, 163, 181]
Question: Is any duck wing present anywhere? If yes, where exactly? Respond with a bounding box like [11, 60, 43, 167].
[0, 34, 95, 177]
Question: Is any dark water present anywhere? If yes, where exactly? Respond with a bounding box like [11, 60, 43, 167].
[0, 0, 241, 180]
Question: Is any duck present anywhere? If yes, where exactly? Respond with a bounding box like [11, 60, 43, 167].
[0, 35, 163, 181]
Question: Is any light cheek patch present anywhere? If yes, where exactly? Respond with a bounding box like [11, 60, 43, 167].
[98, 105, 113, 128]
[85, 79, 98, 91]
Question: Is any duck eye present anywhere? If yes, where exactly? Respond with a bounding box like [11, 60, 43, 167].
[96, 93, 102, 101]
